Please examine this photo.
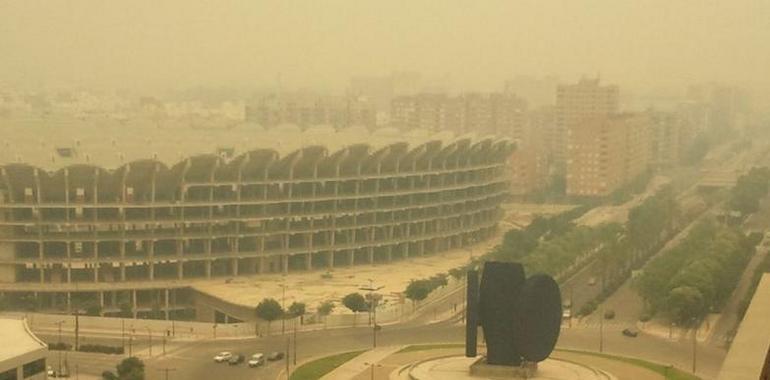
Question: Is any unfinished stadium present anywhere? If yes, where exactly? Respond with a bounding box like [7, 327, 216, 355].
[0, 123, 513, 321]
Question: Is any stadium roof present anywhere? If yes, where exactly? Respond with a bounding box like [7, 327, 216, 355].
[0, 116, 499, 171]
[717, 273, 770, 380]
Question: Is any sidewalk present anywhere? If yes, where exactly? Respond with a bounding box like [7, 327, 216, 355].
[320, 346, 404, 380]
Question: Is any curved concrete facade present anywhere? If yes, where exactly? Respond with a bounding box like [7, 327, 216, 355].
[0, 136, 513, 319]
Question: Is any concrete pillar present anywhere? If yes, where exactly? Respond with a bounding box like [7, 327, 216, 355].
[232, 258, 239, 276]
[164, 288, 170, 320]
[132, 289, 138, 318]
[328, 251, 334, 269]
[282, 255, 289, 275]
[205, 261, 212, 279]
[368, 247, 374, 265]
[99, 292, 105, 316]
[348, 251, 355, 266]
[305, 253, 312, 271]
[258, 256, 265, 274]
[66, 292, 71, 313]
[177, 262, 184, 280]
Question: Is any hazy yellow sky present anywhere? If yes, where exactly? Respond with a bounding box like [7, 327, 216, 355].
[1, 0, 769, 93]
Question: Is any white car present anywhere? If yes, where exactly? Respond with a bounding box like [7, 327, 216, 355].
[248, 353, 265, 367]
[214, 351, 233, 363]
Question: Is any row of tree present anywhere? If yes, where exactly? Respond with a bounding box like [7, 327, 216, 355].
[634, 220, 760, 325]
[404, 273, 449, 306]
[254, 299, 309, 330]
[728, 166, 770, 216]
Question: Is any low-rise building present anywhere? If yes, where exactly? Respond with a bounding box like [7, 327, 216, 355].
[0, 318, 48, 380]
[717, 274, 770, 380]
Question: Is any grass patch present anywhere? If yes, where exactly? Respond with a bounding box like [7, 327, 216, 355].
[397, 343, 465, 353]
[289, 350, 365, 380]
[556, 349, 700, 380]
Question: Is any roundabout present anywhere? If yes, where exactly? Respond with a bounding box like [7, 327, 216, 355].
[407, 355, 616, 380]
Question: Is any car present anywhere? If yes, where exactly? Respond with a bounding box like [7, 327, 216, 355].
[562, 309, 572, 319]
[267, 351, 285, 361]
[248, 353, 265, 367]
[46, 366, 55, 377]
[588, 277, 597, 286]
[214, 351, 233, 363]
[228, 354, 245, 365]
[622, 328, 639, 337]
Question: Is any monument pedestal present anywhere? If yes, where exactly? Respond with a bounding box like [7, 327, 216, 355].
[406, 355, 616, 380]
[469, 357, 536, 378]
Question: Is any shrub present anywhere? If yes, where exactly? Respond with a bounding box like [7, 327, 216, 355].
[603, 309, 616, 320]
[579, 301, 597, 317]
[79, 344, 124, 355]
[48, 342, 72, 351]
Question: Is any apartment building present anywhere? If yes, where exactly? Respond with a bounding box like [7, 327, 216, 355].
[245, 95, 376, 128]
[390, 92, 528, 140]
[555, 78, 620, 163]
[566, 114, 650, 197]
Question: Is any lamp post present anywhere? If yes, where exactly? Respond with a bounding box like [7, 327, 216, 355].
[280, 283, 287, 335]
[599, 307, 604, 353]
[359, 279, 384, 348]
[364, 362, 383, 380]
[147, 327, 153, 357]
[157, 368, 176, 380]
[691, 318, 698, 374]
[54, 320, 65, 375]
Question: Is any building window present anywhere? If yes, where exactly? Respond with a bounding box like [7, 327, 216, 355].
[22, 359, 45, 378]
[0, 368, 17, 380]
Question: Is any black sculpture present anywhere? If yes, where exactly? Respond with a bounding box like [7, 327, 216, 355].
[466, 261, 562, 366]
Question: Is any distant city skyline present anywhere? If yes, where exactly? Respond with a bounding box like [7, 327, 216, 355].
[1, 1, 770, 100]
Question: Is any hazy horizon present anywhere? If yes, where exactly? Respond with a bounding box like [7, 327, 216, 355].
[1, 0, 769, 96]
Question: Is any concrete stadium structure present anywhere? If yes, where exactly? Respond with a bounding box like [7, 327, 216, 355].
[0, 123, 513, 321]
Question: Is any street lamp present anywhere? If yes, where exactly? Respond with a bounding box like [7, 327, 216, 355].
[54, 320, 65, 375]
[359, 279, 384, 348]
[279, 283, 288, 335]
[156, 368, 176, 380]
[147, 327, 153, 357]
[599, 307, 604, 353]
[691, 317, 698, 374]
[364, 362, 383, 380]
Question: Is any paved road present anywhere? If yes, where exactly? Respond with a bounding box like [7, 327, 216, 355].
[40, 314, 726, 380]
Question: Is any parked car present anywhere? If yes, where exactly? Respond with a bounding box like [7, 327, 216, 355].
[248, 353, 265, 367]
[622, 328, 639, 338]
[228, 354, 245, 365]
[587, 277, 597, 286]
[267, 351, 285, 361]
[214, 351, 233, 363]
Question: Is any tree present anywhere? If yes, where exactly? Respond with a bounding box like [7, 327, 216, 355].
[342, 293, 368, 326]
[102, 357, 144, 380]
[288, 302, 307, 324]
[317, 301, 335, 328]
[404, 280, 432, 307]
[255, 298, 284, 334]
[666, 286, 705, 325]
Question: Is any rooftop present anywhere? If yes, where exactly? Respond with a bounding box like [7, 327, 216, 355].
[717, 273, 770, 380]
[0, 115, 485, 171]
[0, 317, 47, 363]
